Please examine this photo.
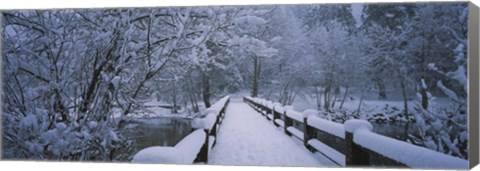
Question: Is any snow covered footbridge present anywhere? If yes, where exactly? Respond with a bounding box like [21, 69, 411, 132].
[131, 96, 468, 169]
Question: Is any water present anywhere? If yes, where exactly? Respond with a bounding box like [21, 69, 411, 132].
[121, 117, 192, 155]
[371, 122, 419, 141]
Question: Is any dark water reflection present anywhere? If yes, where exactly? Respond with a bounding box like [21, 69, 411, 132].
[122, 117, 192, 155]
[371, 122, 419, 141]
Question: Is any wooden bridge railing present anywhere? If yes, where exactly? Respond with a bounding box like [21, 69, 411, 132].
[243, 96, 468, 169]
[132, 96, 230, 164]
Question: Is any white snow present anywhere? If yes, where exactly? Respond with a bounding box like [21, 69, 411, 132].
[287, 127, 304, 140]
[191, 113, 217, 130]
[421, 79, 427, 89]
[303, 109, 319, 118]
[88, 121, 97, 129]
[306, 115, 345, 139]
[209, 99, 323, 167]
[206, 95, 230, 115]
[308, 139, 346, 166]
[353, 129, 468, 169]
[109, 130, 120, 142]
[273, 102, 285, 113]
[344, 119, 373, 133]
[350, 4, 364, 28]
[274, 119, 285, 127]
[385, 13, 395, 18]
[191, 95, 229, 130]
[111, 76, 121, 89]
[132, 129, 206, 164]
[267, 114, 273, 120]
[437, 81, 459, 102]
[233, 16, 267, 26]
[131, 146, 179, 164]
[446, 66, 468, 92]
[286, 110, 304, 122]
[20, 114, 38, 129]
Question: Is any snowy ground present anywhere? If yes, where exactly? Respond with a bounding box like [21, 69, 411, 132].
[114, 99, 207, 119]
[209, 99, 336, 167]
[291, 93, 455, 121]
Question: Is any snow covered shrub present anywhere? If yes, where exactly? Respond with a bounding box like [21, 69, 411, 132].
[410, 43, 468, 159]
[411, 99, 468, 159]
[2, 112, 134, 161]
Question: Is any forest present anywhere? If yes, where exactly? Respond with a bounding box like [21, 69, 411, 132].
[1, 3, 468, 161]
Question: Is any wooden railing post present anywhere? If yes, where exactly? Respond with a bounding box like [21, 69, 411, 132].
[344, 120, 373, 166]
[211, 118, 218, 137]
[273, 107, 279, 126]
[259, 102, 267, 116]
[265, 103, 270, 120]
[303, 116, 316, 152]
[194, 129, 210, 163]
[284, 111, 292, 136]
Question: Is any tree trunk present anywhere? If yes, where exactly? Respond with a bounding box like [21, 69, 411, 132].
[339, 85, 349, 109]
[419, 44, 428, 110]
[186, 74, 199, 113]
[400, 78, 409, 119]
[251, 55, 260, 97]
[331, 85, 340, 108]
[403, 122, 410, 142]
[323, 86, 330, 112]
[146, 17, 152, 67]
[171, 79, 178, 114]
[202, 74, 211, 108]
[420, 81, 429, 110]
[377, 79, 387, 100]
[331, 92, 337, 109]
[356, 89, 365, 118]
[314, 86, 322, 110]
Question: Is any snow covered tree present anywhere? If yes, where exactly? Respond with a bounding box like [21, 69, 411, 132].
[255, 6, 311, 105]
[2, 9, 134, 160]
[228, 8, 278, 97]
[410, 3, 468, 159]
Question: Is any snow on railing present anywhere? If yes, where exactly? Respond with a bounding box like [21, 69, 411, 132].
[132, 96, 230, 164]
[285, 109, 303, 122]
[243, 96, 468, 169]
[192, 95, 230, 132]
[350, 122, 468, 169]
[131, 129, 206, 164]
[307, 115, 345, 139]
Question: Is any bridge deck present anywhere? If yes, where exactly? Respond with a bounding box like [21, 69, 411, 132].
[209, 99, 333, 167]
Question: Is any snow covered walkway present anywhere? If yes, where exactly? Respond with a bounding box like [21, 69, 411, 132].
[209, 99, 325, 167]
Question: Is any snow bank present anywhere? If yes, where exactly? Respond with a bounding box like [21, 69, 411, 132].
[353, 129, 468, 169]
[286, 127, 304, 140]
[344, 119, 373, 133]
[132, 129, 206, 164]
[286, 110, 304, 122]
[307, 115, 345, 139]
[308, 139, 346, 166]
